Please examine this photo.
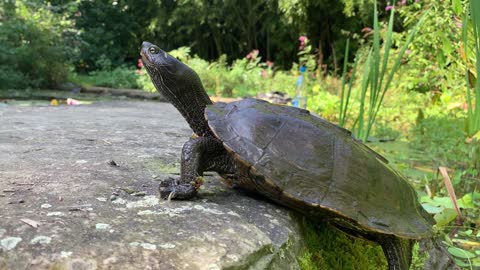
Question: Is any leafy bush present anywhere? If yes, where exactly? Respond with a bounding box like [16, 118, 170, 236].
[307, 84, 340, 121]
[0, 66, 29, 90]
[79, 67, 141, 89]
[137, 48, 290, 98]
[136, 68, 156, 92]
[72, 0, 161, 71]
[71, 55, 143, 89]
[0, 1, 72, 89]
[397, 0, 466, 94]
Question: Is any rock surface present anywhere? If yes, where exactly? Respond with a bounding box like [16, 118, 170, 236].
[0, 101, 303, 270]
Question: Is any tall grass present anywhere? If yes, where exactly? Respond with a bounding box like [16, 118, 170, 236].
[339, 2, 427, 141]
[339, 39, 358, 127]
[464, 0, 480, 137]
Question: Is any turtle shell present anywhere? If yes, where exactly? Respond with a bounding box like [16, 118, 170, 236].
[205, 98, 434, 239]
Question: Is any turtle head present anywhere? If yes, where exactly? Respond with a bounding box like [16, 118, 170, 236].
[140, 41, 196, 101]
[140, 41, 213, 137]
[140, 41, 171, 73]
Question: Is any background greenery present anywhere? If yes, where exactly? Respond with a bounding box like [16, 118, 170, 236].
[0, 0, 390, 88]
[1, 0, 479, 268]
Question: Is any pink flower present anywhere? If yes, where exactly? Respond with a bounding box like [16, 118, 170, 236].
[246, 49, 259, 59]
[361, 27, 372, 33]
[266, 61, 274, 68]
[298, 35, 308, 50]
[361, 27, 373, 37]
[385, 5, 393, 11]
[137, 59, 143, 68]
[453, 16, 462, 28]
[400, 0, 406, 5]
[261, 70, 268, 79]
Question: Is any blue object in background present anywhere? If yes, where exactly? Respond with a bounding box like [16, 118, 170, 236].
[292, 66, 307, 109]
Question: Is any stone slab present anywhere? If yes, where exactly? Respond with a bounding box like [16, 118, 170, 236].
[0, 101, 302, 270]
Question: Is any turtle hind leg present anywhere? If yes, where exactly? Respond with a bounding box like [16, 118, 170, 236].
[378, 235, 413, 270]
[332, 222, 413, 270]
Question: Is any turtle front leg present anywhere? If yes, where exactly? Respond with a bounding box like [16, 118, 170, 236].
[159, 136, 235, 199]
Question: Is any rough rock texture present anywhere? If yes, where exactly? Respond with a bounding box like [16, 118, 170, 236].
[0, 101, 303, 270]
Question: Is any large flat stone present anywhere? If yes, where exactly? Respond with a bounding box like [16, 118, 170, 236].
[0, 101, 303, 269]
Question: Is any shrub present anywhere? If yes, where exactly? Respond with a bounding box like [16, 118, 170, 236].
[396, 0, 466, 94]
[137, 48, 283, 98]
[0, 66, 29, 90]
[83, 67, 140, 89]
[0, 1, 72, 89]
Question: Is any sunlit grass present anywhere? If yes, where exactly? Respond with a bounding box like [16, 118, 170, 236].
[464, 0, 480, 137]
[340, 2, 427, 142]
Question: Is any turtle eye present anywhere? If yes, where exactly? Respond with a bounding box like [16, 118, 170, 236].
[149, 47, 159, 54]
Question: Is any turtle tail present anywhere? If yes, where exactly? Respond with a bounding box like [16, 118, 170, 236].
[378, 235, 413, 270]
[419, 238, 457, 270]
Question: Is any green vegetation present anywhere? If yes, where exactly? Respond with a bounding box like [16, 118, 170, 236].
[297, 218, 387, 270]
[464, 0, 480, 138]
[0, 0, 379, 79]
[0, 1, 72, 89]
[2, 0, 480, 268]
[72, 66, 141, 89]
[339, 3, 427, 142]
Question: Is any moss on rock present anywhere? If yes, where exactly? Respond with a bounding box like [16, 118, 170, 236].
[143, 157, 180, 174]
[297, 218, 387, 270]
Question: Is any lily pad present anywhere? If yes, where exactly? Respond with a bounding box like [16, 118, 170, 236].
[448, 246, 476, 259]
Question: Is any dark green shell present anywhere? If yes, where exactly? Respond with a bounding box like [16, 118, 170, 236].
[205, 98, 433, 239]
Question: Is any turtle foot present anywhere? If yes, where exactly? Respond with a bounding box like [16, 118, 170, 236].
[159, 177, 197, 200]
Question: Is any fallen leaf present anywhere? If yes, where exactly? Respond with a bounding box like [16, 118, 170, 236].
[21, 218, 40, 228]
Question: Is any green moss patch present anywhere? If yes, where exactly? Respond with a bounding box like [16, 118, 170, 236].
[297, 218, 387, 270]
[143, 157, 180, 175]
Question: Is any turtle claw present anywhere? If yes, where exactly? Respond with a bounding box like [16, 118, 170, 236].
[159, 177, 197, 200]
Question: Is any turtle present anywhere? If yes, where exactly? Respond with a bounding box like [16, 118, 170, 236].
[140, 41, 455, 270]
